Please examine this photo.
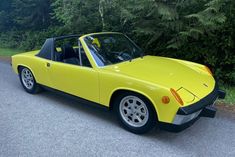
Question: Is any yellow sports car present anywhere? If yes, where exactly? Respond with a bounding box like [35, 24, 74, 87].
[12, 32, 226, 134]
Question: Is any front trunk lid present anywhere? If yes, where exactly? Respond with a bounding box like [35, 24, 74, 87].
[104, 56, 215, 106]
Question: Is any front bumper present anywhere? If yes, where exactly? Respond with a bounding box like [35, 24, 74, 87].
[159, 84, 226, 132]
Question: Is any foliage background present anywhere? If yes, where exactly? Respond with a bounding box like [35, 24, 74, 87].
[0, 0, 234, 85]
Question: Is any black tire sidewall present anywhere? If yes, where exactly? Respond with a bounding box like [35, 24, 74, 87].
[114, 92, 157, 134]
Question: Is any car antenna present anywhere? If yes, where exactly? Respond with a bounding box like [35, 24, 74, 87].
[140, 49, 146, 59]
[140, 52, 144, 59]
[129, 51, 134, 62]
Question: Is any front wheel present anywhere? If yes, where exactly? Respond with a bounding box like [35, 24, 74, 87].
[19, 67, 41, 94]
[114, 92, 157, 134]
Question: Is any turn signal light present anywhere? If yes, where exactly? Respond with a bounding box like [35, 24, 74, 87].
[162, 96, 170, 104]
[170, 88, 184, 106]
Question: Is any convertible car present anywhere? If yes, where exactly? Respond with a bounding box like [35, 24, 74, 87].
[12, 32, 226, 134]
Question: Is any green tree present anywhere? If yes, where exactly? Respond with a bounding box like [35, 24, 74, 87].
[12, 0, 52, 30]
[0, 0, 14, 31]
[52, 0, 102, 34]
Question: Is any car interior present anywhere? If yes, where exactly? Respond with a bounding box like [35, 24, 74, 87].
[54, 42, 92, 67]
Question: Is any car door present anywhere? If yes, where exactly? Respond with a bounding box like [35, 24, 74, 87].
[31, 38, 55, 88]
[33, 57, 53, 87]
[48, 61, 99, 103]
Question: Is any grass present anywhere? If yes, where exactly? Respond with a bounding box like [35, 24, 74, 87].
[0, 48, 22, 56]
[219, 86, 235, 105]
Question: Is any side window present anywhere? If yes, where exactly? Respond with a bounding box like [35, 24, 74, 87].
[54, 38, 92, 68]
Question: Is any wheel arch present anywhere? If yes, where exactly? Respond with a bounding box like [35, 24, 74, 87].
[109, 88, 159, 119]
[17, 64, 37, 81]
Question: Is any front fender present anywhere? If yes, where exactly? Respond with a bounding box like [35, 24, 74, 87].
[99, 70, 180, 123]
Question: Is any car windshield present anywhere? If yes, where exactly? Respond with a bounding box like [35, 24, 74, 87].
[84, 33, 143, 66]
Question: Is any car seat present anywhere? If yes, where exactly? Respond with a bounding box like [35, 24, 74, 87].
[61, 43, 80, 65]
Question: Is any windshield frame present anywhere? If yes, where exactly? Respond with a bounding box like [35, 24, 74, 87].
[81, 32, 144, 67]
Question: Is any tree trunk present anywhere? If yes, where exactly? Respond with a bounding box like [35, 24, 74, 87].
[99, 0, 105, 31]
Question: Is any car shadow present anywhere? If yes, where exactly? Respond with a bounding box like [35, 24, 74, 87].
[36, 89, 211, 136]
[38, 88, 210, 140]
[38, 89, 119, 127]
[144, 110, 235, 156]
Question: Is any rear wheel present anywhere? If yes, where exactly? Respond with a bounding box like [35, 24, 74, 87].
[114, 92, 157, 134]
[19, 67, 41, 94]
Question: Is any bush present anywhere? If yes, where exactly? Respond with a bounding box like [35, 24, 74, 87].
[0, 26, 65, 51]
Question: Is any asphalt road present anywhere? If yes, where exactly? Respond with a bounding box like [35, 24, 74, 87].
[0, 61, 235, 157]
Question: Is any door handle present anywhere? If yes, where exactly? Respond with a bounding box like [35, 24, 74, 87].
[46, 62, 51, 67]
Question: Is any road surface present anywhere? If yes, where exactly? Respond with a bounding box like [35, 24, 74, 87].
[0, 61, 235, 157]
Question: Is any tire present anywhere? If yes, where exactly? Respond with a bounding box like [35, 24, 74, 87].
[114, 92, 157, 134]
[19, 67, 41, 94]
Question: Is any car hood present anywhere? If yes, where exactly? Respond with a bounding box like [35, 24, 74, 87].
[103, 56, 215, 104]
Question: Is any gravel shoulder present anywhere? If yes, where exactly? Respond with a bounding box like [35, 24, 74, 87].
[0, 56, 11, 63]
